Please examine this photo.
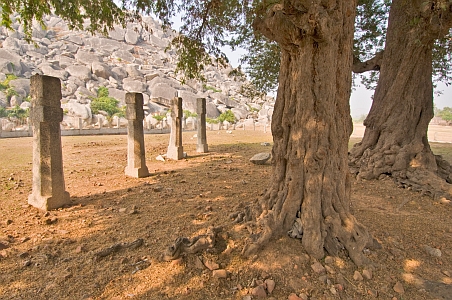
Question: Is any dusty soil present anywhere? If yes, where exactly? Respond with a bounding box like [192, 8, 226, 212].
[0, 129, 451, 300]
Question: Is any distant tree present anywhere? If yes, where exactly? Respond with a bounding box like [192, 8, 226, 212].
[438, 107, 452, 122]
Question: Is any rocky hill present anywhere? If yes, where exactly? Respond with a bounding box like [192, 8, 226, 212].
[0, 14, 274, 129]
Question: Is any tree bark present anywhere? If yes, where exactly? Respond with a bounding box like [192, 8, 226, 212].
[245, 0, 371, 266]
[349, 0, 452, 198]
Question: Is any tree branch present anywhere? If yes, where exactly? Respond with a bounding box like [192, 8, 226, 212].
[352, 51, 384, 73]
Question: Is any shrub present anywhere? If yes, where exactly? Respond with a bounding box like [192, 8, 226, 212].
[183, 110, 198, 118]
[217, 110, 236, 123]
[7, 105, 29, 119]
[90, 87, 121, 117]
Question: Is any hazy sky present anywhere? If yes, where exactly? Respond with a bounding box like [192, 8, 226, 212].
[223, 46, 450, 118]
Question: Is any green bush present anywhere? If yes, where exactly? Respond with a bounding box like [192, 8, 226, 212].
[206, 117, 219, 124]
[0, 107, 8, 118]
[7, 105, 29, 119]
[0, 74, 18, 91]
[90, 87, 121, 117]
[202, 84, 222, 93]
[152, 114, 165, 122]
[183, 110, 198, 118]
[217, 110, 236, 123]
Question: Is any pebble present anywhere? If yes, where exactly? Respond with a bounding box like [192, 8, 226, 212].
[424, 245, 441, 257]
[311, 261, 326, 274]
[170, 258, 183, 266]
[44, 217, 58, 225]
[362, 269, 373, 280]
[251, 285, 267, 298]
[5, 219, 13, 225]
[194, 256, 205, 269]
[212, 269, 228, 278]
[393, 281, 404, 294]
[23, 260, 32, 267]
[353, 270, 363, 281]
[442, 270, 451, 277]
[0, 242, 9, 250]
[324, 256, 334, 264]
[204, 259, 219, 270]
[156, 155, 165, 162]
[288, 293, 303, 300]
[265, 279, 275, 294]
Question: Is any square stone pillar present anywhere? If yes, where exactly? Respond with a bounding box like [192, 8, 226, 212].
[166, 97, 184, 160]
[196, 98, 208, 153]
[124, 93, 149, 178]
[28, 74, 70, 211]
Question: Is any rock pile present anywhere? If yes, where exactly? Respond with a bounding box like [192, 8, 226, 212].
[0, 14, 275, 129]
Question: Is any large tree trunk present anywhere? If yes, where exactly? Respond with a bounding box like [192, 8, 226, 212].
[246, 0, 371, 266]
[349, 0, 452, 198]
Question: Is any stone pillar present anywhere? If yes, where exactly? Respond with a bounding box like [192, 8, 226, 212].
[196, 98, 208, 153]
[28, 74, 70, 211]
[166, 97, 184, 160]
[124, 93, 149, 178]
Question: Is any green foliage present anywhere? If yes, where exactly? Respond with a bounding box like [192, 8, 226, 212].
[0, 107, 8, 118]
[206, 117, 219, 124]
[202, 84, 221, 93]
[90, 87, 121, 117]
[152, 114, 165, 122]
[217, 110, 236, 123]
[437, 107, 452, 121]
[183, 110, 198, 118]
[6, 105, 29, 119]
[6, 87, 18, 98]
[239, 83, 265, 101]
[0, 74, 18, 91]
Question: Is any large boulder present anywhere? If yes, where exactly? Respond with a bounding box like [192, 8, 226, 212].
[123, 78, 147, 93]
[62, 101, 92, 120]
[125, 29, 139, 44]
[206, 102, 220, 118]
[231, 107, 248, 120]
[107, 88, 127, 106]
[40, 64, 69, 80]
[91, 62, 112, 79]
[75, 49, 101, 65]
[8, 78, 30, 95]
[66, 65, 92, 82]
[149, 83, 177, 101]
[0, 49, 23, 76]
[108, 26, 126, 41]
[112, 50, 135, 63]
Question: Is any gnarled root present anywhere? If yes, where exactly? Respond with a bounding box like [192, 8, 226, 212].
[162, 227, 219, 261]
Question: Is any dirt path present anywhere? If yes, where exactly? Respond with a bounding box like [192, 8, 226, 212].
[0, 130, 451, 300]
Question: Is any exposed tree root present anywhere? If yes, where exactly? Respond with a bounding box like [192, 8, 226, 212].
[161, 227, 218, 261]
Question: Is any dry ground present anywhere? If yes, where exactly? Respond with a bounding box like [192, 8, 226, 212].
[0, 128, 451, 300]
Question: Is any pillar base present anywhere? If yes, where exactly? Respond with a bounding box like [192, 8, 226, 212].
[28, 191, 70, 211]
[167, 146, 184, 160]
[196, 144, 208, 153]
[125, 166, 150, 178]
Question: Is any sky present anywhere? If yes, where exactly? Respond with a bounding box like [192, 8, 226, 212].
[221, 46, 451, 118]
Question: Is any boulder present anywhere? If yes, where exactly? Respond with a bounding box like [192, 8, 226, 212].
[231, 107, 248, 120]
[91, 62, 112, 79]
[0, 49, 23, 76]
[250, 153, 271, 165]
[112, 50, 135, 63]
[125, 29, 139, 44]
[66, 65, 92, 82]
[8, 78, 30, 95]
[108, 26, 126, 41]
[75, 49, 101, 65]
[206, 102, 220, 118]
[40, 64, 69, 80]
[123, 78, 147, 93]
[62, 101, 92, 120]
[149, 83, 177, 101]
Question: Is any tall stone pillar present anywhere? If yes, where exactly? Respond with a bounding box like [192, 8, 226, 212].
[196, 98, 208, 153]
[124, 93, 149, 178]
[166, 97, 184, 160]
[28, 74, 70, 211]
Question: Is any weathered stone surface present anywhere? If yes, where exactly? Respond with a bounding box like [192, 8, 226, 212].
[112, 50, 135, 63]
[66, 65, 92, 82]
[167, 97, 184, 160]
[75, 50, 101, 65]
[123, 78, 147, 93]
[91, 62, 112, 79]
[108, 26, 126, 41]
[250, 153, 271, 165]
[0, 49, 23, 75]
[125, 29, 139, 44]
[149, 83, 177, 101]
[28, 74, 70, 211]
